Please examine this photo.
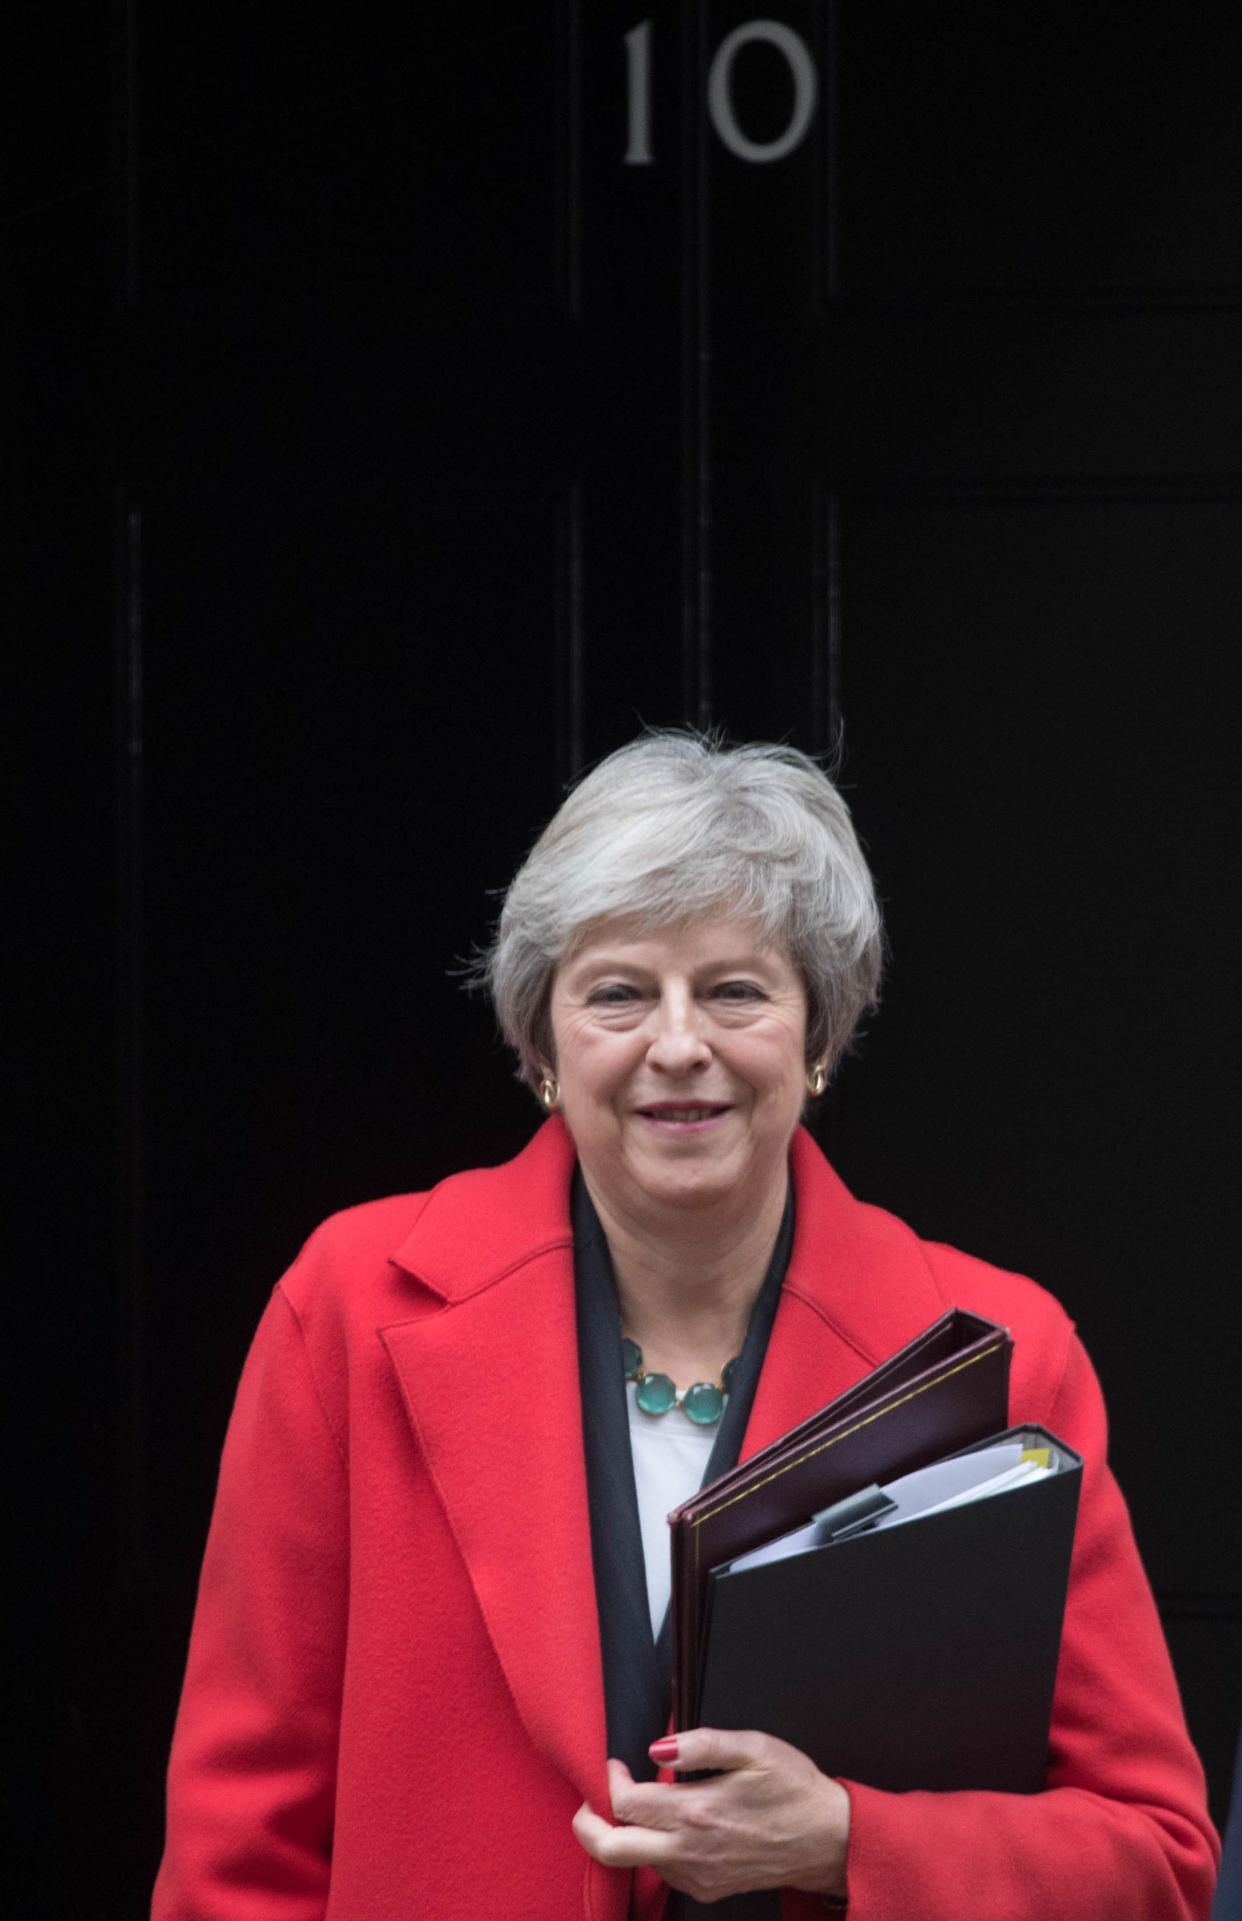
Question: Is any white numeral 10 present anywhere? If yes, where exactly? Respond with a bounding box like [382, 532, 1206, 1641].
[624, 17, 818, 167]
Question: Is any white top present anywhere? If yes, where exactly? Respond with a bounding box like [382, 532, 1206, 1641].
[626, 1382, 721, 1637]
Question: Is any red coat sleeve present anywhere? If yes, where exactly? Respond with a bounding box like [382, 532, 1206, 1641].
[783, 1332, 1219, 1920]
[152, 1285, 348, 1921]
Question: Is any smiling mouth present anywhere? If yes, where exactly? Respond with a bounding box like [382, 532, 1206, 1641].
[636, 1104, 731, 1123]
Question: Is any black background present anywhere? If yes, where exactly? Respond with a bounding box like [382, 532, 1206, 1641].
[8, 5, 1242, 1913]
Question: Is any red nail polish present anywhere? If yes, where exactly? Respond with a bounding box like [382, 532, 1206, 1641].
[649, 1737, 679, 1762]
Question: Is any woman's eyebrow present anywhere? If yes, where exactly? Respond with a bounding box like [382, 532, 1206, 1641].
[565, 953, 650, 975]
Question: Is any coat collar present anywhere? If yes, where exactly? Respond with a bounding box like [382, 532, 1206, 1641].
[377, 1119, 952, 1814]
[739, 1129, 953, 1455]
[387, 1114, 579, 1303]
[385, 1118, 947, 1330]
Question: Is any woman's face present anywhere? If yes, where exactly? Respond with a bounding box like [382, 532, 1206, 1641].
[548, 915, 810, 1228]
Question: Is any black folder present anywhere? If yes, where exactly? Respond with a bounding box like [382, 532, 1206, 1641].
[697, 1423, 1082, 1793]
[671, 1307, 1013, 1729]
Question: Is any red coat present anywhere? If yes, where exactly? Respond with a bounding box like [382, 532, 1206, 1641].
[153, 1119, 1218, 1919]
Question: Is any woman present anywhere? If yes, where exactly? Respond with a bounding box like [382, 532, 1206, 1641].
[153, 734, 1217, 1919]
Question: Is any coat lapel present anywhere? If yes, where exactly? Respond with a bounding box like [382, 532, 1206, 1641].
[378, 1121, 611, 1810]
[741, 1129, 952, 1458]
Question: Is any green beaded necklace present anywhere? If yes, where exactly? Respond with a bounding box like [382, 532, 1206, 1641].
[622, 1336, 739, 1427]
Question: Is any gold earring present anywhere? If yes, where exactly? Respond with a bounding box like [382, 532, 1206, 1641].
[539, 1076, 560, 1111]
[807, 1064, 827, 1097]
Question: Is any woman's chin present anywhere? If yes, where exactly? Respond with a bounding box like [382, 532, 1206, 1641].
[624, 1147, 758, 1217]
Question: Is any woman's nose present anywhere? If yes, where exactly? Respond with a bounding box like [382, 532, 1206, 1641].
[646, 994, 711, 1071]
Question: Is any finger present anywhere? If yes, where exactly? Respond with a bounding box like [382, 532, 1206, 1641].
[650, 1726, 775, 1775]
[607, 1770, 686, 1830]
[607, 1755, 702, 1832]
[606, 1757, 658, 1826]
[572, 1799, 613, 1856]
[572, 1799, 676, 1871]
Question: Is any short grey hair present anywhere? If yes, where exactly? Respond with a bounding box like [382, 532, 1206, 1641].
[481, 732, 883, 1090]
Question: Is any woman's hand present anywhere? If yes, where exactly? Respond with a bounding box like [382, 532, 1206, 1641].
[572, 1728, 850, 1904]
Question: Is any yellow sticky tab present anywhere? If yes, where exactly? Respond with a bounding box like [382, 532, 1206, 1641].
[1021, 1447, 1051, 1469]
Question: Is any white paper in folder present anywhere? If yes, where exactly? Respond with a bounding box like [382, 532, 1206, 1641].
[729, 1437, 1056, 1574]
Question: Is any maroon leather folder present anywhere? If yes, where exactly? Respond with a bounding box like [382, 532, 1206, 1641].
[669, 1307, 1011, 1729]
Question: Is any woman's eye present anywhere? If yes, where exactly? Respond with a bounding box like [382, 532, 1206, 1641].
[586, 983, 641, 1006]
[711, 980, 764, 1002]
